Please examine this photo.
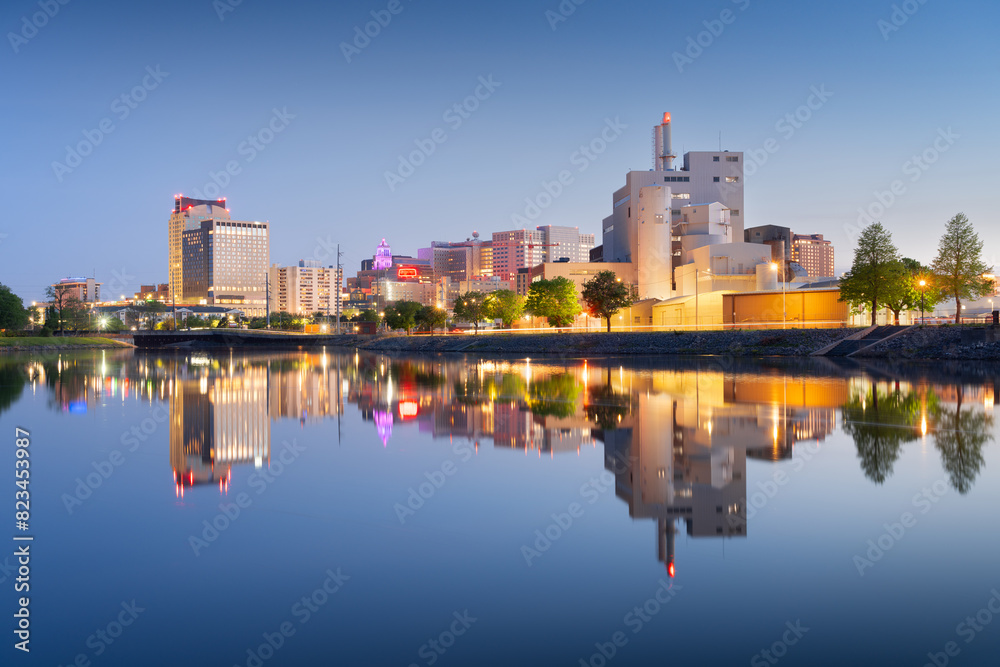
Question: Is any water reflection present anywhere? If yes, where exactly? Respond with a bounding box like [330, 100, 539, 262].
[10, 349, 995, 569]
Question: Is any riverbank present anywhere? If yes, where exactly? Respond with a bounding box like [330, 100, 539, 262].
[854, 325, 1000, 360]
[0, 336, 133, 351]
[356, 328, 855, 356]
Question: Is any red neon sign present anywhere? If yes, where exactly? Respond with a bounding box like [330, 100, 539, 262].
[397, 267, 418, 280]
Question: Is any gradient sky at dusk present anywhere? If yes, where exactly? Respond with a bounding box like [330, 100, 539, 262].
[3, 0, 997, 301]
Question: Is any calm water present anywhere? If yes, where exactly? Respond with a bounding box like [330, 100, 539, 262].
[1, 349, 998, 666]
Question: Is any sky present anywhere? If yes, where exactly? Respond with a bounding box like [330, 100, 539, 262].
[2, 0, 998, 302]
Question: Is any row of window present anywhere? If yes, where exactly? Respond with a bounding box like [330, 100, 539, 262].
[713, 176, 740, 183]
[712, 156, 740, 162]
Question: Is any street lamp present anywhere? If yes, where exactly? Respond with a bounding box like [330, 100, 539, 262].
[918, 279, 926, 324]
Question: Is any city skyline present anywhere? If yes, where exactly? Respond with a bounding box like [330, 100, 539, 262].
[4, 0, 997, 304]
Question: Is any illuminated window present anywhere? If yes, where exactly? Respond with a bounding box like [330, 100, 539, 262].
[726, 176, 739, 183]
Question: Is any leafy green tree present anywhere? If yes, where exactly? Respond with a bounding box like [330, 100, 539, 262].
[882, 258, 942, 325]
[359, 309, 381, 323]
[101, 317, 127, 332]
[931, 213, 992, 324]
[453, 291, 489, 333]
[0, 283, 29, 331]
[384, 301, 423, 334]
[484, 290, 525, 329]
[526, 277, 581, 329]
[416, 305, 448, 334]
[581, 271, 636, 332]
[838, 222, 907, 326]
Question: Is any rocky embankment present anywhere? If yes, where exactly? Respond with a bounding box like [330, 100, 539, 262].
[854, 325, 1000, 360]
[356, 328, 853, 357]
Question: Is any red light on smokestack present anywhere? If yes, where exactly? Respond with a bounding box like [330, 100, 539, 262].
[662, 112, 671, 124]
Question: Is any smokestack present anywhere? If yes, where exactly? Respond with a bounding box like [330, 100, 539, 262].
[654, 112, 675, 171]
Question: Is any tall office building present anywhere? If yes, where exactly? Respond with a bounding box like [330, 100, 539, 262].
[491, 229, 546, 280]
[179, 202, 270, 316]
[269, 260, 341, 315]
[601, 113, 744, 299]
[791, 234, 835, 278]
[535, 225, 595, 263]
[169, 196, 230, 302]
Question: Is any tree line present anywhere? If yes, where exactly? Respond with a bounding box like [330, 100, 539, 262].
[840, 213, 992, 325]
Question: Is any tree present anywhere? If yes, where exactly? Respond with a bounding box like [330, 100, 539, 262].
[359, 309, 381, 323]
[384, 301, 423, 334]
[838, 222, 907, 326]
[882, 258, 942, 326]
[0, 283, 29, 331]
[581, 271, 636, 332]
[453, 291, 489, 333]
[45, 284, 81, 334]
[484, 290, 525, 329]
[526, 277, 581, 329]
[416, 305, 448, 334]
[932, 213, 992, 324]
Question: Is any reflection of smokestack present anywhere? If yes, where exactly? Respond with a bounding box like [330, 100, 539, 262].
[658, 518, 677, 577]
[654, 112, 675, 171]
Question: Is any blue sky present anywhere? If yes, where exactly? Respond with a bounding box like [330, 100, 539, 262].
[2, 0, 997, 301]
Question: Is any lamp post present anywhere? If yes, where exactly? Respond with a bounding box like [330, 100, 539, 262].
[918, 279, 926, 325]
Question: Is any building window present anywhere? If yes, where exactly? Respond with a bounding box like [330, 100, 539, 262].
[731, 209, 740, 216]
[713, 176, 720, 182]
[713, 156, 720, 162]
[726, 156, 739, 162]
[726, 176, 739, 183]
[671, 193, 690, 199]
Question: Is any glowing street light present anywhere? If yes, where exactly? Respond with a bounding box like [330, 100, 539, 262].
[918, 279, 927, 324]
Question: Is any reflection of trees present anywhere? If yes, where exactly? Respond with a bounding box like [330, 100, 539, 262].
[585, 381, 632, 430]
[932, 387, 992, 494]
[0, 360, 27, 418]
[842, 384, 923, 484]
[527, 374, 579, 418]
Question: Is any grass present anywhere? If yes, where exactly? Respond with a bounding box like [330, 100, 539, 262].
[0, 337, 130, 348]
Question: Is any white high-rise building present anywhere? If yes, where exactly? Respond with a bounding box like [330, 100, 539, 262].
[602, 113, 744, 300]
[269, 260, 341, 315]
[536, 225, 595, 263]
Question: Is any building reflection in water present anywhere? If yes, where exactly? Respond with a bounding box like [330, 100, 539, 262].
[16, 349, 994, 570]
